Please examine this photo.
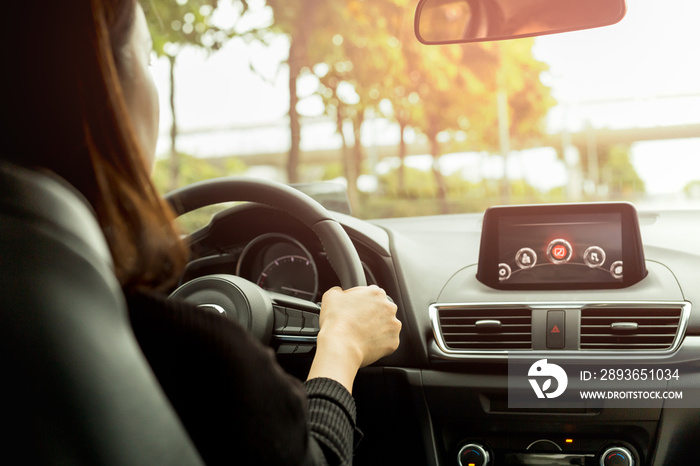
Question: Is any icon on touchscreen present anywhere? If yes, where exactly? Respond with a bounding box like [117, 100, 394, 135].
[547, 239, 572, 264]
[515, 248, 537, 269]
[498, 263, 512, 281]
[610, 261, 623, 279]
[583, 246, 606, 268]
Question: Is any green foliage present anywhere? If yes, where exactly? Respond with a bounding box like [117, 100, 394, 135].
[152, 152, 246, 194]
[152, 153, 246, 233]
[684, 180, 700, 198]
[320, 162, 345, 181]
[379, 165, 448, 199]
[364, 165, 554, 219]
[143, 0, 238, 57]
[542, 186, 569, 204]
[601, 144, 645, 196]
[575, 141, 647, 200]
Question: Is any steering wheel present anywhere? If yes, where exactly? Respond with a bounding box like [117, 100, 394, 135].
[164, 177, 367, 345]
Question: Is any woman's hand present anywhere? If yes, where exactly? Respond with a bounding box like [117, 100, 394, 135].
[307, 285, 401, 393]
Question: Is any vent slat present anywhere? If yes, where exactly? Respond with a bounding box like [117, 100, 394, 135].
[441, 316, 531, 321]
[446, 334, 531, 341]
[440, 310, 530, 316]
[581, 343, 672, 349]
[442, 325, 531, 330]
[581, 324, 679, 327]
[446, 343, 531, 348]
[443, 331, 532, 336]
[580, 307, 681, 350]
[582, 317, 679, 322]
[582, 308, 680, 315]
[580, 325, 678, 335]
[581, 336, 675, 343]
[437, 308, 532, 350]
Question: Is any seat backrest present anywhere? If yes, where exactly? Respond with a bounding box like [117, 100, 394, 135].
[0, 161, 204, 465]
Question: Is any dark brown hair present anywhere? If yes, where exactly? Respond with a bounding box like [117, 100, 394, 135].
[3, 0, 187, 291]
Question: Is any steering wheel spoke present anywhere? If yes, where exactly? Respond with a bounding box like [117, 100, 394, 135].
[270, 291, 320, 344]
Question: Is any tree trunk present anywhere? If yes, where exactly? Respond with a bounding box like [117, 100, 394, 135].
[496, 45, 511, 204]
[428, 131, 448, 214]
[168, 54, 180, 192]
[398, 119, 407, 197]
[335, 104, 357, 210]
[346, 110, 365, 212]
[287, 35, 301, 184]
[284, 0, 324, 184]
[497, 87, 511, 204]
[336, 104, 349, 176]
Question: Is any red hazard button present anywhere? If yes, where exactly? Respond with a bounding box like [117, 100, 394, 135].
[547, 310, 565, 349]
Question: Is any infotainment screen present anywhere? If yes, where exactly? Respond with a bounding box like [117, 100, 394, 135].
[477, 203, 647, 290]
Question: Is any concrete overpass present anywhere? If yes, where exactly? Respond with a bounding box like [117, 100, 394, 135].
[202, 123, 700, 167]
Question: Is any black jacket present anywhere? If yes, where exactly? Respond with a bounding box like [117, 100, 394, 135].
[127, 291, 358, 465]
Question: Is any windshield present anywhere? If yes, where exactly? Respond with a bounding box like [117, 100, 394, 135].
[146, 0, 700, 220]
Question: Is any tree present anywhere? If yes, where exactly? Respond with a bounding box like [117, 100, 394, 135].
[307, 0, 407, 208]
[143, 0, 244, 191]
[486, 40, 555, 202]
[600, 144, 645, 198]
[390, 34, 490, 212]
[375, 4, 554, 210]
[263, 0, 329, 183]
[573, 138, 647, 200]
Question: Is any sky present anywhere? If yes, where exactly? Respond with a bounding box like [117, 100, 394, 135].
[150, 0, 700, 197]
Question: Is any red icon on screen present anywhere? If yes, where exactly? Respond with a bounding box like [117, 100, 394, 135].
[547, 239, 573, 264]
[552, 246, 567, 260]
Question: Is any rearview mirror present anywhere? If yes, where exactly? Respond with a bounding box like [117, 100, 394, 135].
[414, 0, 627, 45]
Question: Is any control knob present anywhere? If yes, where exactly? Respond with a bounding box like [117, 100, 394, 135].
[599, 446, 635, 466]
[458, 443, 490, 466]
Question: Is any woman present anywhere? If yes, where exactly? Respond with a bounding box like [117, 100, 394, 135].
[4, 0, 401, 464]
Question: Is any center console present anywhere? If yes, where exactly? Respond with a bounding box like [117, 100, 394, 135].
[423, 203, 689, 466]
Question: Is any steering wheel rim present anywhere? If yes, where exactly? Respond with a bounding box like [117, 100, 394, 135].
[165, 176, 367, 290]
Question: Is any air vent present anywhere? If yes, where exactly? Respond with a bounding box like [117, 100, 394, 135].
[437, 307, 532, 350]
[580, 307, 682, 350]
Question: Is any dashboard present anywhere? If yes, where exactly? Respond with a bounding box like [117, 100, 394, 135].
[182, 202, 700, 466]
[181, 204, 379, 304]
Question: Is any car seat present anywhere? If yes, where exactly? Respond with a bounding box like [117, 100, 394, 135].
[0, 161, 204, 465]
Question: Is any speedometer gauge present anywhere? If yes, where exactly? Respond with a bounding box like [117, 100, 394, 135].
[257, 254, 318, 300]
[237, 233, 320, 301]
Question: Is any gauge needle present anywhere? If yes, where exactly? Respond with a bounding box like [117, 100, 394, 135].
[281, 286, 314, 298]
